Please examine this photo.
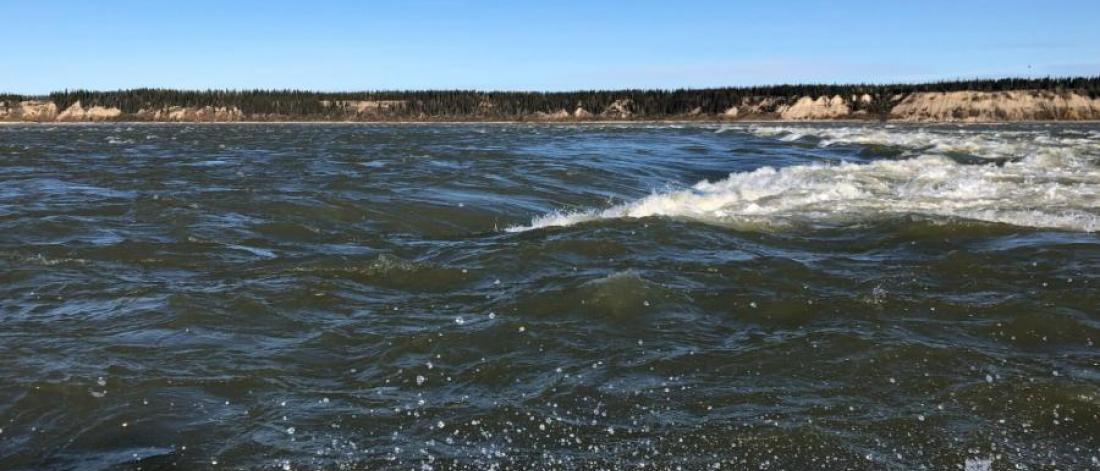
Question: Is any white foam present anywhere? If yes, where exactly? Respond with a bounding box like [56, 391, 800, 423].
[225, 244, 277, 258]
[746, 124, 1100, 164]
[511, 127, 1100, 233]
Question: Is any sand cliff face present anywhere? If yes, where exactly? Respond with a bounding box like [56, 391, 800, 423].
[22, 101, 59, 121]
[0, 100, 59, 121]
[721, 90, 1100, 121]
[533, 109, 572, 120]
[324, 100, 407, 115]
[778, 95, 851, 120]
[134, 106, 244, 122]
[56, 102, 123, 122]
[890, 91, 1100, 122]
[2, 91, 1099, 122]
[602, 99, 635, 119]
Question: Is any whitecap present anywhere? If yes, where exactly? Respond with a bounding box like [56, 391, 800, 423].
[744, 124, 1100, 163]
[225, 244, 277, 258]
[510, 128, 1100, 233]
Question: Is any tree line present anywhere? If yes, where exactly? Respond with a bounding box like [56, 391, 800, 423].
[2, 76, 1096, 119]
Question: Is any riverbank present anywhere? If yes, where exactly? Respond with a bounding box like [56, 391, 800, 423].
[5, 118, 1100, 125]
[3, 83, 1100, 123]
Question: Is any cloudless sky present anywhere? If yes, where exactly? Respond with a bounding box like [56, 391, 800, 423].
[3, 0, 1099, 94]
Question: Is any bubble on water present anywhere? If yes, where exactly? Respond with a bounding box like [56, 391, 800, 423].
[436, 420, 445, 429]
[286, 427, 295, 435]
[454, 316, 465, 325]
[96, 377, 106, 387]
[965, 457, 992, 471]
[416, 375, 426, 386]
[985, 374, 994, 383]
[488, 312, 495, 319]
[518, 326, 526, 333]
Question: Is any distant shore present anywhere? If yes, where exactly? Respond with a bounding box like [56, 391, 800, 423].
[3, 77, 1099, 123]
[4, 118, 1100, 125]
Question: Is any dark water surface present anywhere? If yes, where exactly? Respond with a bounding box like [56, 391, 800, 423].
[1, 123, 1099, 470]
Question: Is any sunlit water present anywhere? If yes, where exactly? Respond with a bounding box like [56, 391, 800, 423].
[1, 123, 1099, 470]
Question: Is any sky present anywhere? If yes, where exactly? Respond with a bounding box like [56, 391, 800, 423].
[3, 0, 1099, 94]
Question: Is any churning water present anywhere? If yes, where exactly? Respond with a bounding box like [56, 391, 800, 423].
[1, 123, 1098, 470]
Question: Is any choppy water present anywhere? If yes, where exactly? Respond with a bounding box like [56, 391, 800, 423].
[1, 123, 1099, 470]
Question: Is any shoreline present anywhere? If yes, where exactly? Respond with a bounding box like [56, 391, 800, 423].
[3, 119, 1100, 125]
[7, 80, 1100, 124]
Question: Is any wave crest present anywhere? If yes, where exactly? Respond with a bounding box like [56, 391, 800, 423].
[511, 127, 1100, 233]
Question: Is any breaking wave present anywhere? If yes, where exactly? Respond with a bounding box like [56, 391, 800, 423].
[511, 126, 1100, 232]
[745, 124, 1100, 163]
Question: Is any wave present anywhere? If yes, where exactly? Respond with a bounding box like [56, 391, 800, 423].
[744, 124, 1100, 163]
[511, 127, 1100, 233]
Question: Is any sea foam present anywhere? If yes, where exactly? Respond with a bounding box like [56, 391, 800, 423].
[510, 126, 1100, 232]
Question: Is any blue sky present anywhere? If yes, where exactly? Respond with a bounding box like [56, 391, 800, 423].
[3, 0, 1099, 93]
